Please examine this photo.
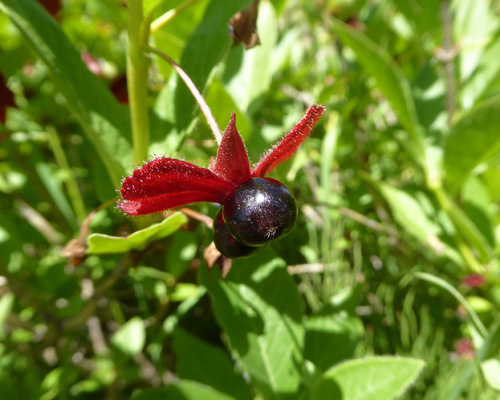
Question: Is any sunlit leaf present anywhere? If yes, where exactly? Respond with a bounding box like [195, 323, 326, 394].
[310, 357, 425, 400]
[444, 96, 500, 193]
[200, 250, 304, 399]
[86, 212, 187, 254]
[111, 317, 145, 356]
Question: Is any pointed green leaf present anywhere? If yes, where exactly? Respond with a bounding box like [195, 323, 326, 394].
[86, 212, 187, 254]
[200, 250, 304, 399]
[444, 96, 500, 193]
[0, 0, 132, 185]
[311, 357, 425, 400]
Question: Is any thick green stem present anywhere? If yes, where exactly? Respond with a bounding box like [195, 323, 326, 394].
[127, 0, 150, 166]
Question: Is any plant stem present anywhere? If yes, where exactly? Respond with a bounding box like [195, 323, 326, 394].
[47, 126, 87, 224]
[127, 0, 150, 166]
[145, 44, 222, 144]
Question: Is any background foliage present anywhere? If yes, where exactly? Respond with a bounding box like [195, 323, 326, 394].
[1, 0, 500, 398]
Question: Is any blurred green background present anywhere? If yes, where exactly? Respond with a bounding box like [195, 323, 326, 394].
[1, 0, 500, 398]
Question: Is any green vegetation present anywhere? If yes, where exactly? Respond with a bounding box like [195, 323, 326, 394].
[1, 0, 499, 398]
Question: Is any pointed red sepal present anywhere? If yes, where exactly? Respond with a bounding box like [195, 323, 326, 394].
[118, 157, 236, 215]
[211, 112, 252, 185]
[252, 105, 325, 177]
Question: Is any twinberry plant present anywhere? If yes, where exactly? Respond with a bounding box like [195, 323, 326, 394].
[118, 105, 325, 258]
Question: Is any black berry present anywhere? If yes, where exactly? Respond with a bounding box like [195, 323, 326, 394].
[213, 207, 263, 258]
[223, 177, 297, 246]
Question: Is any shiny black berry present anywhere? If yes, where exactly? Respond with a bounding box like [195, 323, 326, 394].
[223, 177, 297, 246]
[213, 207, 263, 258]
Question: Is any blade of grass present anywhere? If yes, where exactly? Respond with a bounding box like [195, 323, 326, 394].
[413, 272, 487, 338]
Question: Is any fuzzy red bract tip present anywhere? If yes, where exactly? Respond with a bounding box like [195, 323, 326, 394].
[118, 158, 236, 215]
[252, 105, 325, 177]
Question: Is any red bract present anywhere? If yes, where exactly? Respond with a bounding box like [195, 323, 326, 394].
[118, 105, 325, 215]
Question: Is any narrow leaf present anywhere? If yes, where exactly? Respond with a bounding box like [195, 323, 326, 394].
[311, 356, 425, 400]
[413, 272, 488, 338]
[87, 212, 187, 254]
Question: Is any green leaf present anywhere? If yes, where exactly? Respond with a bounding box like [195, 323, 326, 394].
[371, 180, 462, 265]
[305, 302, 364, 372]
[169, 283, 201, 302]
[332, 19, 425, 163]
[413, 272, 487, 338]
[444, 96, 500, 193]
[162, 287, 206, 335]
[223, 0, 278, 115]
[0, 292, 14, 337]
[152, 0, 253, 154]
[131, 381, 235, 400]
[391, 0, 441, 35]
[86, 212, 187, 254]
[111, 317, 145, 356]
[480, 358, 500, 390]
[174, 328, 252, 400]
[310, 357, 425, 400]
[0, 0, 132, 186]
[452, 0, 500, 108]
[200, 250, 304, 399]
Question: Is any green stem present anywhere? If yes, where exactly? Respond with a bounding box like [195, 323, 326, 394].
[145, 45, 222, 144]
[47, 126, 87, 224]
[127, 0, 150, 166]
